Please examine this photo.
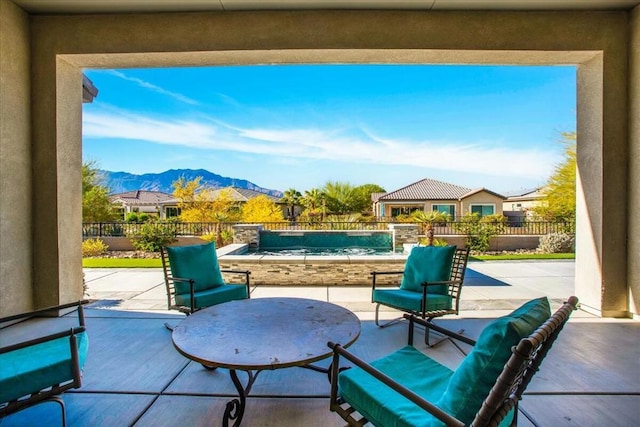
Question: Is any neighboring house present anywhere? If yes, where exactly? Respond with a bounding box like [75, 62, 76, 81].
[109, 190, 180, 220]
[373, 178, 505, 219]
[502, 187, 545, 213]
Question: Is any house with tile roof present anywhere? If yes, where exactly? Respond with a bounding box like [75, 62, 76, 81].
[211, 187, 295, 218]
[373, 178, 505, 219]
[109, 190, 179, 220]
[502, 187, 545, 213]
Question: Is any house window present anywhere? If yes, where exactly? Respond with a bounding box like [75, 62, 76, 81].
[391, 206, 421, 217]
[432, 204, 455, 218]
[165, 207, 180, 218]
[470, 205, 495, 217]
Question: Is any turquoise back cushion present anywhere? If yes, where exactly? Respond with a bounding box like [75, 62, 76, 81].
[166, 242, 225, 293]
[437, 297, 551, 425]
[400, 245, 456, 294]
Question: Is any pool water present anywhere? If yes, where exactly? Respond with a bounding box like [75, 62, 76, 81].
[257, 230, 393, 255]
[247, 247, 394, 256]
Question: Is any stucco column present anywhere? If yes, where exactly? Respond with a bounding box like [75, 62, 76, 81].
[31, 55, 84, 307]
[0, 0, 32, 316]
[629, 5, 640, 318]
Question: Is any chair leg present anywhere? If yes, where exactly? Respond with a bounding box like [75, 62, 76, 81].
[374, 304, 405, 328]
[49, 396, 67, 427]
[424, 319, 465, 347]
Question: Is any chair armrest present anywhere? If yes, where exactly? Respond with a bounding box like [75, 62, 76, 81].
[405, 314, 476, 346]
[0, 300, 88, 324]
[370, 271, 404, 291]
[370, 271, 404, 276]
[220, 269, 251, 282]
[420, 279, 462, 287]
[0, 326, 86, 354]
[327, 341, 465, 427]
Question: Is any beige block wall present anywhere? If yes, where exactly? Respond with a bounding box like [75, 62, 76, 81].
[630, 5, 640, 317]
[0, 0, 32, 316]
[0, 8, 636, 317]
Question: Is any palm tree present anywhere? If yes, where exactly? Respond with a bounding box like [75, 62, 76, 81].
[281, 188, 302, 220]
[302, 188, 324, 210]
[322, 181, 356, 215]
[411, 210, 451, 246]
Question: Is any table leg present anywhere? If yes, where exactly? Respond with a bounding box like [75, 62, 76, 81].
[223, 369, 260, 427]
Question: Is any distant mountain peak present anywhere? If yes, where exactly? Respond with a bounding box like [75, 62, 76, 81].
[100, 168, 283, 197]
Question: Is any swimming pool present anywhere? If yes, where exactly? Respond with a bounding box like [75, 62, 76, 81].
[246, 247, 394, 256]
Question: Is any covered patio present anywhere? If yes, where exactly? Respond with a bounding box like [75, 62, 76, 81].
[1, 0, 639, 425]
[2, 262, 639, 426]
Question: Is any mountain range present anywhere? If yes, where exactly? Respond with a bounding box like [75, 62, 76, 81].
[100, 169, 283, 197]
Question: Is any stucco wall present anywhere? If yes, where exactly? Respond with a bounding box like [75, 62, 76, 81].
[460, 192, 505, 216]
[0, 8, 635, 316]
[0, 0, 32, 316]
[630, 5, 640, 318]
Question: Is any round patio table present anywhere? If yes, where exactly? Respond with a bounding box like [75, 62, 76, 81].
[171, 297, 361, 426]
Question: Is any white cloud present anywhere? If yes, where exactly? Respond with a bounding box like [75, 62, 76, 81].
[100, 70, 200, 105]
[83, 106, 557, 179]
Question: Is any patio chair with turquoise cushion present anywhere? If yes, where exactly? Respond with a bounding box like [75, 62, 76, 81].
[160, 242, 250, 320]
[0, 300, 89, 427]
[328, 296, 579, 427]
[371, 245, 469, 345]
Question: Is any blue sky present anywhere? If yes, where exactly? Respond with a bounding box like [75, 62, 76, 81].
[82, 64, 576, 194]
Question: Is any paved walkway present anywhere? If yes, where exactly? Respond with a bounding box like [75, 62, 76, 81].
[84, 259, 580, 319]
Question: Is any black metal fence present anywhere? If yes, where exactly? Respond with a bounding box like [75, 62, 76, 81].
[82, 220, 574, 238]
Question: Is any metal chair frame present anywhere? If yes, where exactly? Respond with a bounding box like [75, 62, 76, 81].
[160, 246, 251, 315]
[328, 296, 579, 427]
[371, 247, 470, 344]
[0, 300, 88, 427]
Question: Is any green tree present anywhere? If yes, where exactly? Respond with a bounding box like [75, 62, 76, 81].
[353, 183, 386, 214]
[534, 132, 576, 222]
[82, 161, 118, 222]
[241, 195, 285, 222]
[322, 181, 357, 215]
[281, 188, 302, 220]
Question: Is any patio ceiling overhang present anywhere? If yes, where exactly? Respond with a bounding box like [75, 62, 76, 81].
[11, 0, 640, 14]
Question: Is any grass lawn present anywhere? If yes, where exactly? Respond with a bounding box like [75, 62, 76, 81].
[83, 258, 162, 268]
[83, 252, 575, 268]
[470, 253, 575, 261]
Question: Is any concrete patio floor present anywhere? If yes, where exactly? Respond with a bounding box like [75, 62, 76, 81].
[1, 260, 639, 426]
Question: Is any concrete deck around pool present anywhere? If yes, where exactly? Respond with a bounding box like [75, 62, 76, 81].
[82, 259, 577, 318]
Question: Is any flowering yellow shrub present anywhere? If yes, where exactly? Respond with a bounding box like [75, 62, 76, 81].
[82, 238, 109, 257]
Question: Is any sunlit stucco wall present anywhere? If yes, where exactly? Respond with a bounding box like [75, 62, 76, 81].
[0, 0, 32, 315]
[629, 5, 640, 318]
[0, 8, 636, 317]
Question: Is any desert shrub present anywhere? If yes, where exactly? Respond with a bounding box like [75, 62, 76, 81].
[125, 212, 151, 223]
[128, 221, 177, 252]
[538, 232, 575, 253]
[418, 237, 449, 247]
[454, 213, 506, 252]
[82, 238, 109, 257]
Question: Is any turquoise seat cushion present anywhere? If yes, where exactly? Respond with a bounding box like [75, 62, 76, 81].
[338, 345, 454, 427]
[438, 297, 551, 425]
[0, 331, 89, 404]
[400, 246, 457, 294]
[373, 289, 453, 312]
[175, 283, 248, 308]
[166, 242, 225, 293]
